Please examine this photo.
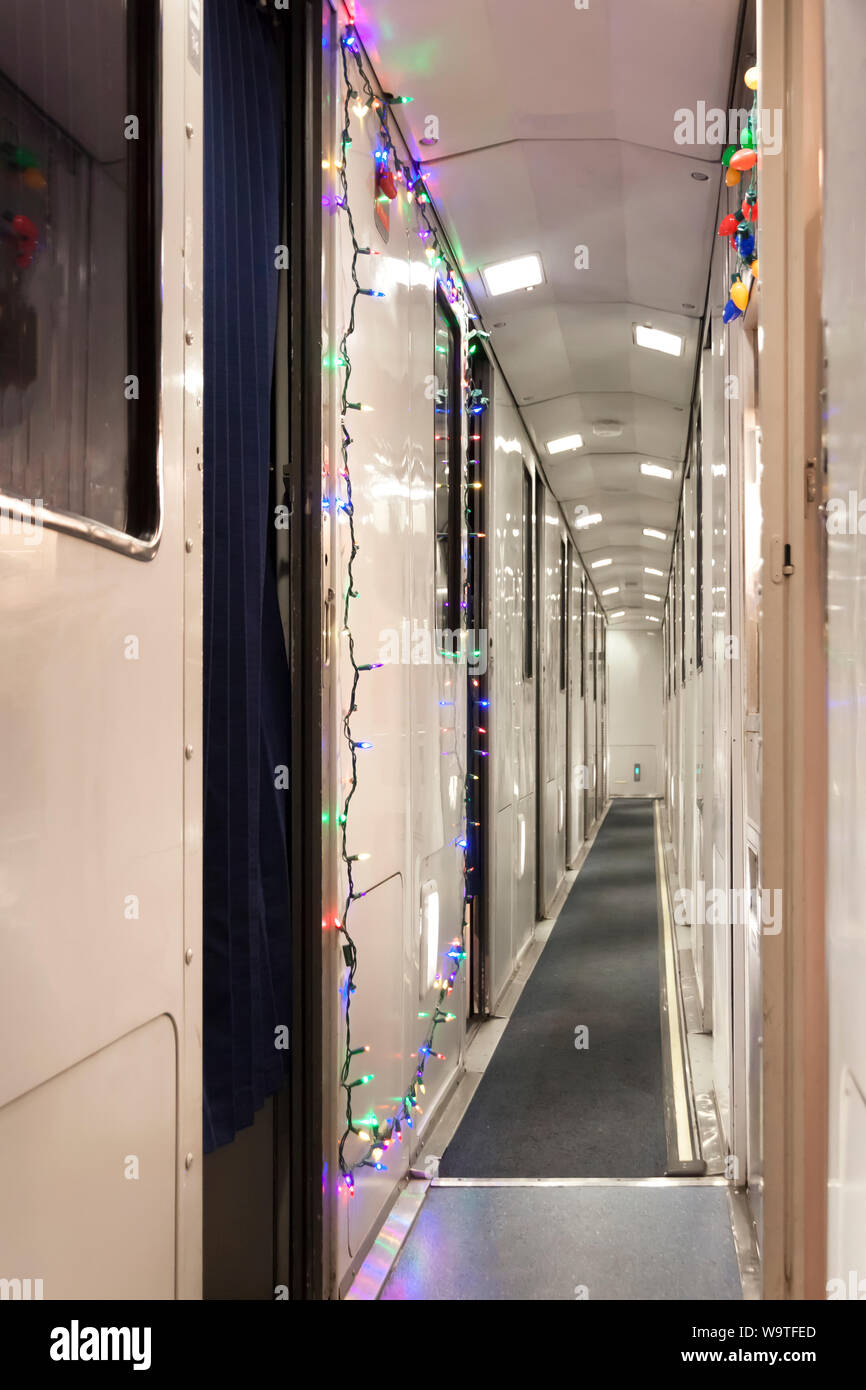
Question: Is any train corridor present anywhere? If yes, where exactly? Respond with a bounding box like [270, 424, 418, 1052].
[349, 801, 748, 1301]
[4, 0, 865, 1342]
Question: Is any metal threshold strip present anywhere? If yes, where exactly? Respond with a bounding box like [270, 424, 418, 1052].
[431, 1176, 727, 1188]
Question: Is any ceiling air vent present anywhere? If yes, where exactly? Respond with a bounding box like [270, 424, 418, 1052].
[592, 421, 623, 439]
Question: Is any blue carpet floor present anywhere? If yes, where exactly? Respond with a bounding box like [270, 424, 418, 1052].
[439, 799, 668, 1177]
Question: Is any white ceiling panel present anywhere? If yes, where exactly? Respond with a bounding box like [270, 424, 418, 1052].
[491, 304, 700, 406]
[432, 139, 721, 318]
[357, 0, 741, 159]
[358, 0, 741, 604]
[548, 453, 683, 502]
[522, 393, 690, 462]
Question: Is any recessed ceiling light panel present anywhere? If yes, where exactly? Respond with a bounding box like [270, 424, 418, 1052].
[591, 558, 612, 569]
[547, 433, 583, 455]
[574, 512, 602, 530]
[641, 463, 674, 479]
[643, 528, 667, 541]
[633, 324, 684, 356]
[481, 253, 544, 297]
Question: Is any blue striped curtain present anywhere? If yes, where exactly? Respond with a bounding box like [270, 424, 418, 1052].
[202, 0, 291, 1152]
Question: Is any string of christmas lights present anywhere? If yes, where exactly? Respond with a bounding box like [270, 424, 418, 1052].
[718, 70, 760, 322]
[464, 340, 491, 947]
[331, 22, 486, 1196]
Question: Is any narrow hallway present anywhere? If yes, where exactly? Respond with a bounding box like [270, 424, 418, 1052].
[7, 0, 864, 1340]
[439, 800, 666, 1178]
[364, 801, 746, 1301]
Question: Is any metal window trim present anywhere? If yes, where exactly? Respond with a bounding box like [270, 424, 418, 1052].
[0, 0, 164, 562]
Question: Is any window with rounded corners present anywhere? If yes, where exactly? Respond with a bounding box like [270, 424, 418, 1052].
[559, 537, 567, 692]
[0, 0, 161, 556]
[579, 574, 586, 698]
[522, 460, 533, 679]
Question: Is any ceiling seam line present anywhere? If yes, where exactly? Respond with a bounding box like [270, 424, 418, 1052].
[420, 137, 729, 167]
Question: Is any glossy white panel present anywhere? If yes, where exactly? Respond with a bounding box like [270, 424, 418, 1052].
[344, 874, 409, 1255]
[0, 5, 200, 1294]
[583, 586, 598, 836]
[329, 74, 467, 1283]
[539, 490, 567, 911]
[707, 229, 734, 1150]
[488, 402, 536, 1004]
[515, 791, 536, 961]
[490, 407, 533, 818]
[0, 1017, 176, 1298]
[567, 552, 586, 862]
[607, 630, 663, 797]
[492, 807, 515, 1007]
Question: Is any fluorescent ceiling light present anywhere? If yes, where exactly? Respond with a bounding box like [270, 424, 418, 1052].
[644, 566, 664, 576]
[633, 324, 684, 356]
[574, 512, 602, 529]
[644, 593, 662, 602]
[547, 433, 583, 455]
[602, 586, 620, 596]
[610, 610, 625, 618]
[641, 463, 674, 479]
[481, 253, 544, 297]
[646, 615, 661, 622]
[591, 558, 612, 569]
[643, 528, 667, 541]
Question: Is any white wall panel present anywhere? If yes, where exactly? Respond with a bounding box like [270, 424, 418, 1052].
[487, 391, 539, 1001]
[567, 553, 585, 861]
[583, 586, 598, 835]
[0, 4, 201, 1297]
[538, 491, 567, 911]
[607, 628, 663, 797]
[328, 73, 468, 1287]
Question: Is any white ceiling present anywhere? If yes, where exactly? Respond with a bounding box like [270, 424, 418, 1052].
[357, 0, 741, 626]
